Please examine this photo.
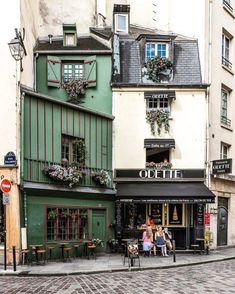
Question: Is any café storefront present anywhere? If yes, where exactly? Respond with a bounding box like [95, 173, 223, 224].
[114, 169, 215, 250]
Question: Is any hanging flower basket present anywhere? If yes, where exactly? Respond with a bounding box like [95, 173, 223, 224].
[91, 170, 111, 186]
[146, 109, 170, 135]
[145, 56, 173, 82]
[62, 78, 88, 103]
[44, 164, 83, 188]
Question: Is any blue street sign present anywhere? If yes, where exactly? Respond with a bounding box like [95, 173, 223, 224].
[4, 152, 16, 165]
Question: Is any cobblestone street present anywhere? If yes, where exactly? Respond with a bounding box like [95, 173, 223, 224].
[0, 259, 234, 294]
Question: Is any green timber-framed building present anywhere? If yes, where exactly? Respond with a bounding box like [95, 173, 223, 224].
[20, 26, 115, 256]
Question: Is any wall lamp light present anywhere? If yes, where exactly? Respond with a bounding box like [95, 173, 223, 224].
[8, 28, 27, 72]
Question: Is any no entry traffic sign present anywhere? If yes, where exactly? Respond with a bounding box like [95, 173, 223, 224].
[1, 179, 12, 193]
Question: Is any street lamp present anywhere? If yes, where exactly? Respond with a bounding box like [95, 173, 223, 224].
[8, 28, 27, 72]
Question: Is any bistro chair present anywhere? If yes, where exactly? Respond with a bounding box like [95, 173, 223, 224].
[126, 241, 140, 268]
[87, 241, 96, 260]
[62, 246, 72, 262]
[21, 248, 30, 265]
[47, 245, 56, 261]
[37, 247, 47, 264]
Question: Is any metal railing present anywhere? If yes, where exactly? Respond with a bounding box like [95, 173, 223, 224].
[23, 158, 113, 189]
[221, 115, 231, 127]
[223, 0, 233, 13]
[222, 56, 232, 70]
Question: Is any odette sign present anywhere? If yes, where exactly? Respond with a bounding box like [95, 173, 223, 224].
[1, 179, 12, 193]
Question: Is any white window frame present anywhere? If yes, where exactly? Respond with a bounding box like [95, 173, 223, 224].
[115, 14, 128, 34]
[65, 33, 76, 46]
[147, 98, 170, 112]
[63, 63, 84, 81]
[220, 142, 230, 159]
[145, 43, 169, 59]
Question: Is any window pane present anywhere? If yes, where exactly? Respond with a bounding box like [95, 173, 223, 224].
[157, 44, 167, 57]
[117, 15, 127, 31]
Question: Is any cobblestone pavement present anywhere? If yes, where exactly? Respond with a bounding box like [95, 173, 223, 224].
[0, 259, 235, 294]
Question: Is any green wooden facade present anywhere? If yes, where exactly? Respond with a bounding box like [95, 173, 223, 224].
[21, 39, 115, 254]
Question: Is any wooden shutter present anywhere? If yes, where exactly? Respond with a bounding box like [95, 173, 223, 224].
[84, 56, 96, 87]
[47, 56, 61, 87]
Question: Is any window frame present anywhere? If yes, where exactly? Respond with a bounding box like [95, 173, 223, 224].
[221, 88, 231, 127]
[220, 142, 230, 159]
[46, 207, 89, 241]
[62, 62, 84, 82]
[145, 43, 169, 59]
[61, 135, 85, 165]
[65, 33, 76, 46]
[114, 13, 128, 34]
[222, 32, 232, 69]
[146, 97, 171, 112]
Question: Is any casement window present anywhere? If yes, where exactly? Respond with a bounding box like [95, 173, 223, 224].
[47, 207, 89, 241]
[145, 43, 169, 59]
[220, 142, 230, 159]
[47, 55, 96, 87]
[114, 14, 128, 33]
[147, 97, 170, 112]
[222, 33, 232, 69]
[65, 33, 76, 46]
[63, 63, 84, 81]
[221, 88, 231, 127]
[61, 135, 85, 165]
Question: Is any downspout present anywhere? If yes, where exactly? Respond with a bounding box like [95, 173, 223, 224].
[33, 53, 38, 91]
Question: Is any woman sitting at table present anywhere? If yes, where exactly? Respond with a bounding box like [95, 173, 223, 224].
[142, 226, 154, 256]
[155, 226, 168, 256]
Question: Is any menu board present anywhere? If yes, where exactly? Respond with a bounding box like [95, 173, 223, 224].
[197, 204, 204, 226]
[151, 204, 162, 225]
[168, 204, 183, 225]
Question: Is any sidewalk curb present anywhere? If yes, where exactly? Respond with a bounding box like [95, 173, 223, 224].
[0, 256, 234, 277]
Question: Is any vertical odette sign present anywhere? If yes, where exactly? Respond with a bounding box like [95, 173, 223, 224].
[0, 179, 12, 193]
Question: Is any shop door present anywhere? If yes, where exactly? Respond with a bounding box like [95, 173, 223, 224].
[217, 206, 228, 246]
[92, 209, 106, 251]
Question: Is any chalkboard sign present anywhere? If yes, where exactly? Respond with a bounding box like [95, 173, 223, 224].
[197, 204, 204, 226]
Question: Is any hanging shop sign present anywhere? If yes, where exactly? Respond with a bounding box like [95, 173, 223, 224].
[212, 158, 232, 175]
[4, 152, 16, 165]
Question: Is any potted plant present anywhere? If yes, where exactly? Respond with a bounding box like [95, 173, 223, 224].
[47, 209, 58, 220]
[146, 161, 173, 169]
[146, 109, 170, 135]
[92, 238, 104, 247]
[62, 78, 88, 103]
[91, 170, 111, 186]
[145, 56, 173, 82]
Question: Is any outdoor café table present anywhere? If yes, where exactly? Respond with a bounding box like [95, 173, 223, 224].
[59, 242, 69, 261]
[29, 244, 43, 264]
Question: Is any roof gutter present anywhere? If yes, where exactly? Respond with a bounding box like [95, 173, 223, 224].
[111, 83, 210, 89]
[34, 50, 112, 54]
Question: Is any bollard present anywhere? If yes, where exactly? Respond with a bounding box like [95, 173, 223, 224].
[12, 246, 17, 272]
[172, 240, 176, 262]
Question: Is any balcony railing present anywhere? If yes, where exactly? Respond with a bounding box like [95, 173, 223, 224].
[222, 56, 232, 70]
[223, 0, 233, 13]
[221, 115, 231, 127]
[23, 158, 113, 189]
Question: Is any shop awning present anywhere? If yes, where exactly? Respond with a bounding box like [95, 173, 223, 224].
[144, 138, 175, 148]
[116, 182, 215, 203]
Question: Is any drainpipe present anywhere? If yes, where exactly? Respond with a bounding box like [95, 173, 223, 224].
[33, 53, 38, 91]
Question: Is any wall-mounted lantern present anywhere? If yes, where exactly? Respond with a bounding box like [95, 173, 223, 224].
[8, 28, 27, 72]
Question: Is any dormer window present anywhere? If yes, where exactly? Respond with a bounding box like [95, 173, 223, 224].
[113, 4, 130, 34]
[63, 24, 77, 46]
[146, 43, 169, 59]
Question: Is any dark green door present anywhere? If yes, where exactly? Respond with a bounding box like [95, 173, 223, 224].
[92, 209, 106, 251]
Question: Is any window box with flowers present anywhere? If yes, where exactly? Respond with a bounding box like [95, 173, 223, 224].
[61, 78, 88, 104]
[44, 164, 84, 188]
[146, 109, 170, 135]
[91, 170, 111, 186]
[146, 161, 173, 170]
[145, 56, 173, 83]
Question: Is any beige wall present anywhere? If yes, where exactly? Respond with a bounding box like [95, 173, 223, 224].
[113, 88, 207, 169]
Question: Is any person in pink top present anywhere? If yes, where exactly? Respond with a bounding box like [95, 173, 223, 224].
[142, 226, 154, 255]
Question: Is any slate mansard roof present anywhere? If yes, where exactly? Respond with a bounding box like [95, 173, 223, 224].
[91, 25, 203, 86]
